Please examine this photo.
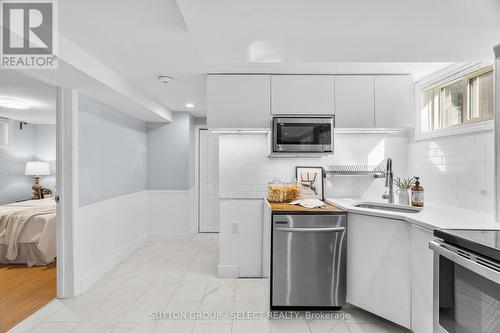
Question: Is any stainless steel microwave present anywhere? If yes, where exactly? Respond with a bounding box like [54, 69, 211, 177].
[272, 116, 334, 154]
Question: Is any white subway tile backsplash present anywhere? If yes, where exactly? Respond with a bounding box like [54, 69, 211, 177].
[407, 130, 494, 215]
[218, 128, 495, 217]
[219, 133, 408, 201]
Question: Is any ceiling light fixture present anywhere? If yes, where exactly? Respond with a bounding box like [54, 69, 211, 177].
[185, 103, 195, 108]
[0, 97, 31, 110]
[157, 75, 173, 84]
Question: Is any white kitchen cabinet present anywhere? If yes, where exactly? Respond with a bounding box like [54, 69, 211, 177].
[207, 75, 271, 129]
[218, 199, 263, 277]
[347, 213, 411, 328]
[262, 200, 272, 278]
[374, 75, 413, 128]
[271, 75, 334, 115]
[334, 75, 375, 128]
[410, 225, 435, 333]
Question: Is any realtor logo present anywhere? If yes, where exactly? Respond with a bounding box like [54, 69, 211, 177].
[1, 0, 57, 68]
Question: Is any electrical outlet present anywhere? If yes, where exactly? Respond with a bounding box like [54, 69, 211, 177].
[232, 222, 239, 234]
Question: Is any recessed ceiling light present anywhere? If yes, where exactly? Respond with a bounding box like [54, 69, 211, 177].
[157, 75, 173, 84]
[185, 103, 195, 108]
[0, 97, 30, 110]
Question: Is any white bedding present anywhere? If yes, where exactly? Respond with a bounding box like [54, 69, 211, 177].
[0, 199, 56, 266]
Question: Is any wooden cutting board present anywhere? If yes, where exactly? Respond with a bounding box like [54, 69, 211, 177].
[268, 200, 345, 213]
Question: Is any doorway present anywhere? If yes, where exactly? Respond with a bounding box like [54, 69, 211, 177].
[0, 71, 59, 332]
[198, 129, 219, 232]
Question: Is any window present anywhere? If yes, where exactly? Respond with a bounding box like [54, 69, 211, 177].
[420, 66, 494, 133]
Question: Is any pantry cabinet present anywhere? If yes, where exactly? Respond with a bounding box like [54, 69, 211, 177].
[347, 213, 411, 329]
[271, 75, 335, 115]
[207, 75, 271, 129]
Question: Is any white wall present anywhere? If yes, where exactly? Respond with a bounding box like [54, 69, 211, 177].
[146, 112, 197, 239]
[147, 189, 197, 241]
[219, 132, 408, 201]
[76, 94, 149, 294]
[407, 130, 495, 214]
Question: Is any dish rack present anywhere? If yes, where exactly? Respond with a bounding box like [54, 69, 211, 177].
[326, 165, 387, 178]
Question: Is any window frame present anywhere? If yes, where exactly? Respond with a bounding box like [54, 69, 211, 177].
[415, 63, 494, 141]
[464, 66, 494, 124]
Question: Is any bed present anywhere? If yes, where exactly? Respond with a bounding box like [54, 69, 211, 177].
[0, 199, 56, 267]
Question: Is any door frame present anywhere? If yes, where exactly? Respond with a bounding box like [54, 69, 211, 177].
[56, 88, 79, 298]
[196, 127, 220, 233]
[194, 125, 205, 233]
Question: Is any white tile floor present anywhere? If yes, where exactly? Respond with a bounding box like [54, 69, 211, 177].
[9, 234, 409, 333]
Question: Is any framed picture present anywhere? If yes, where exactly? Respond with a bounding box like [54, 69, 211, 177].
[295, 166, 324, 200]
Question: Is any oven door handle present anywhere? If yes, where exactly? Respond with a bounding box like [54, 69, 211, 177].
[429, 240, 500, 284]
[276, 227, 345, 233]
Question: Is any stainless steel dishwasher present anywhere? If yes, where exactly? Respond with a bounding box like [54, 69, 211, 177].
[271, 213, 347, 309]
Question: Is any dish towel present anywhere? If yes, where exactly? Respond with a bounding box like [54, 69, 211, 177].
[289, 199, 326, 209]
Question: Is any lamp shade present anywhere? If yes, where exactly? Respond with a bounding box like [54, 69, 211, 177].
[25, 161, 50, 176]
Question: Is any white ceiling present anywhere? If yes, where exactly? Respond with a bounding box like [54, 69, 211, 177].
[177, 0, 500, 63]
[56, 0, 500, 117]
[0, 70, 56, 124]
[59, 0, 206, 116]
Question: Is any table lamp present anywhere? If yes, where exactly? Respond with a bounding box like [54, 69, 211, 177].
[25, 161, 50, 199]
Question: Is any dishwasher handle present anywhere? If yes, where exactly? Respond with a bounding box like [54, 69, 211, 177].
[276, 226, 345, 233]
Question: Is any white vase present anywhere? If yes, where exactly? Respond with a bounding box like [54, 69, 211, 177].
[397, 189, 411, 206]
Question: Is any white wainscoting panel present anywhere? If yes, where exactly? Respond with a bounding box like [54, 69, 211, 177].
[76, 189, 197, 294]
[77, 191, 148, 293]
[147, 189, 197, 241]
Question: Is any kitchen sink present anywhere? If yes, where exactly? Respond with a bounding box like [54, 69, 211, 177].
[353, 202, 422, 213]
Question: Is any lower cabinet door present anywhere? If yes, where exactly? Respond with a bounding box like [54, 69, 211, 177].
[346, 213, 411, 328]
[411, 225, 434, 333]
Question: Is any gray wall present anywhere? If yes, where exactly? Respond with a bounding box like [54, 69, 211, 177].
[0, 121, 56, 205]
[147, 112, 195, 190]
[79, 94, 147, 206]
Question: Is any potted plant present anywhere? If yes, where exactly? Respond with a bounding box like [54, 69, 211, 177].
[394, 177, 415, 206]
[41, 187, 53, 199]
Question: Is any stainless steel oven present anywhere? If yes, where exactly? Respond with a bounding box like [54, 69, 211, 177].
[272, 116, 334, 154]
[430, 229, 500, 333]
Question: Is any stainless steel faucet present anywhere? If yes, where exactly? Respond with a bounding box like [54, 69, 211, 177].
[382, 158, 394, 204]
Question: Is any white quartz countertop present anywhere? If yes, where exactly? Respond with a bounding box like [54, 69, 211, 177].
[326, 198, 500, 231]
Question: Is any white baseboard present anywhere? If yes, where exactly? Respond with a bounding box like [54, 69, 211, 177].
[79, 233, 148, 291]
[218, 264, 239, 278]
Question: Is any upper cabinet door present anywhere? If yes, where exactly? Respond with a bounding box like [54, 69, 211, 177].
[374, 75, 414, 128]
[271, 75, 334, 115]
[334, 75, 375, 128]
[207, 75, 271, 129]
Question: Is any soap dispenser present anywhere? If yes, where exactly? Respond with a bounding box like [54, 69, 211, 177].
[411, 177, 424, 207]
